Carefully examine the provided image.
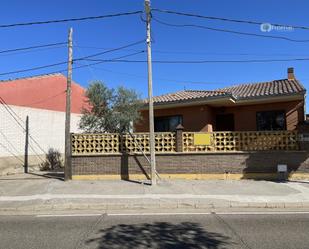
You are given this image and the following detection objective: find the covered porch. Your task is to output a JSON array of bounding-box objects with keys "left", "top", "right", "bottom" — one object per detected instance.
[{"left": 135, "top": 98, "right": 304, "bottom": 133}]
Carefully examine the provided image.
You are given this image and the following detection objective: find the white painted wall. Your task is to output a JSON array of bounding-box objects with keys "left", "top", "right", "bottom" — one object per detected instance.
[{"left": 0, "top": 104, "right": 81, "bottom": 158}]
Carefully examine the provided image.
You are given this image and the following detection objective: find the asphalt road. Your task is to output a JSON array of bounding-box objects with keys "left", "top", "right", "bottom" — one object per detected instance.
[{"left": 0, "top": 212, "right": 309, "bottom": 249}]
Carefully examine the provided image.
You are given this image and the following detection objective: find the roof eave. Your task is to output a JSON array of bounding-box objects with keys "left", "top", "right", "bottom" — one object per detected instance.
[
  {"left": 236, "top": 90, "right": 305, "bottom": 100},
  {"left": 140, "top": 91, "right": 305, "bottom": 110},
  {"left": 233, "top": 91, "right": 305, "bottom": 105},
  {"left": 141, "top": 94, "right": 235, "bottom": 110}
]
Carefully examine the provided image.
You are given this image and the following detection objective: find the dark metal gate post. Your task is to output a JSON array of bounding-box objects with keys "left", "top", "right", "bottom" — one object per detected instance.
[{"left": 24, "top": 115, "right": 29, "bottom": 173}]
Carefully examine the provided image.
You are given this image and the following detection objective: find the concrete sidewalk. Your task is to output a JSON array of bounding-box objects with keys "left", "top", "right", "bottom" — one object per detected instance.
[{"left": 1, "top": 172, "right": 309, "bottom": 213}]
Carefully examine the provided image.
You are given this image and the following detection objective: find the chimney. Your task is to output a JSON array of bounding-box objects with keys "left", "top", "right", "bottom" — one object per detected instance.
[{"left": 288, "top": 67, "right": 295, "bottom": 80}]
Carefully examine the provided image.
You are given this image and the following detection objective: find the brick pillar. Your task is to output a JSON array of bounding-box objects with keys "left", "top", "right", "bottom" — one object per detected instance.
[
  {"left": 175, "top": 124, "right": 184, "bottom": 152},
  {"left": 297, "top": 123, "right": 309, "bottom": 151},
  {"left": 298, "top": 133, "right": 309, "bottom": 151}
]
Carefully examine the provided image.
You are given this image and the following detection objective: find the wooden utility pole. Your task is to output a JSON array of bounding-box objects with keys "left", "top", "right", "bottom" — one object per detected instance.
[
  {"left": 24, "top": 115, "right": 29, "bottom": 174},
  {"left": 64, "top": 28, "right": 73, "bottom": 181},
  {"left": 145, "top": 0, "right": 156, "bottom": 185}
]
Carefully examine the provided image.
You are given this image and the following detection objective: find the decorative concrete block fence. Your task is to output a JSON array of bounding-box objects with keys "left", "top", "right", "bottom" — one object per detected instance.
[
  {"left": 70, "top": 129, "right": 309, "bottom": 180},
  {"left": 71, "top": 130, "right": 299, "bottom": 156}
]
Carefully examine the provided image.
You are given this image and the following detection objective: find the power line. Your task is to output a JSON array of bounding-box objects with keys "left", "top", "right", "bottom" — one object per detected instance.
[
  {"left": 0, "top": 39, "right": 145, "bottom": 77},
  {"left": 152, "top": 9, "right": 309, "bottom": 30},
  {"left": 0, "top": 50, "right": 146, "bottom": 80},
  {"left": 25, "top": 91, "right": 66, "bottom": 105},
  {"left": 0, "top": 97, "right": 46, "bottom": 161},
  {"left": 2, "top": 53, "right": 309, "bottom": 79},
  {"left": 74, "top": 62, "right": 227, "bottom": 85},
  {"left": 0, "top": 97, "right": 46, "bottom": 155},
  {"left": 0, "top": 142, "right": 24, "bottom": 163},
  {"left": 28, "top": 146, "right": 45, "bottom": 163},
  {"left": 74, "top": 41, "right": 98, "bottom": 80},
  {"left": 79, "top": 50, "right": 145, "bottom": 62},
  {"left": 80, "top": 57, "right": 309, "bottom": 64},
  {"left": 0, "top": 61, "right": 67, "bottom": 76},
  {"left": 0, "top": 11, "right": 143, "bottom": 29},
  {"left": 75, "top": 50, "right": 146, "bottom": 70},
  {"left": 152, "top": 15, "right": 309, "bottom": 42},
  {"left": 0, "top": 42, "right": 67, "bottom": 54},
  {"left": 0, "top": 130, "right": 22, "bottom": 156},
  {"left": 0, "top": 97, "right": 25, "bottom": 129},
  {"left": 0, "top": 128, "right": 39, "bottom": 163},
  {"left": 75, "top": 39, "right": 145, "bottom": 61},
  {"left": 75, "top": 45, "right": 309, "bottom": 57},
  {"left": 0, "top": 71, "right": 69, "bottom": 81},
  {"left": 0, "top": 44, "right": 67, "bottom": 58}
]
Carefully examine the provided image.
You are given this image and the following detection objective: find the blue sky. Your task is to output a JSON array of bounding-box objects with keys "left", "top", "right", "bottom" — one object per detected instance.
[{"left": 1, "top": 0, "right": 309, "bottom": 107}]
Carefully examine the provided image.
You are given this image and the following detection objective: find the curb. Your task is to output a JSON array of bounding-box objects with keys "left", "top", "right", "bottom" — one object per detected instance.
[{"left": 1, "top": 200, "right": 309, "bottom": 213}]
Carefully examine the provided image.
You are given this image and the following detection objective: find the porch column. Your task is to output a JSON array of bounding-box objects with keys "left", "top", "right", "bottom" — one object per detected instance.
[{"left": 205, "top": 124, "right": 213, "bottom": 132}]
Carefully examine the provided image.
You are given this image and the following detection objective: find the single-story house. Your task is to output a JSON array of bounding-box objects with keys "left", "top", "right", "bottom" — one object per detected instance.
[
  {"left": 135, "top": 68, "right": 306, "bottom": 132},
  {"left": 0, "top": 73, "right": 86, "bottom": 175}
]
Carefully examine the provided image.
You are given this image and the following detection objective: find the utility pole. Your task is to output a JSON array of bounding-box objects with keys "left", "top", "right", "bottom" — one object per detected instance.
[
  {"left": 24, "top": 115, "right": 29, "bottom": 174},
  {"left": 64, "top": 27, "right": 73, "bottom": 181},
  {"left": 145, "top": 0, "right": 156, "bottom": 185}
]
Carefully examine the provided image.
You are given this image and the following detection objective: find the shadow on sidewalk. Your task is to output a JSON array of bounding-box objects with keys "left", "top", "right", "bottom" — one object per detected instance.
[
  {"left": 121, "top": 179, "right": 151, "bottom": 186},
  {"left": 29, "top": 172, "right": 64, "bottom": 181},
  {"left": 288, "top": 180, "right": 309, "bottom": 184},
  {"left": 120, "top": 153, "right": 151, "bottom": 185},
  {"left": 85, "top": 222, "right": 232, "bottom": 249},
  {"left": 0, "top": 172, "right": 64, "bottom": 181}
]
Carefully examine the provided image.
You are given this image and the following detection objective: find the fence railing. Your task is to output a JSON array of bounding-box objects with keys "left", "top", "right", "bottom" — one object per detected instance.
[
  {"left": 71, "top": 133, "right": 120, "bottom": 155},
  {"left": 71, "top": 132, "right": 176, "bottom": 155},
  {"left": 182, "top": 131, "right": 298, "bottom": 152},
  {"left": 71, "top": 130, "right": 299, "bottom": 156},
  {"left": 121, "top": 132, "right": 176, "bottom": 153}
]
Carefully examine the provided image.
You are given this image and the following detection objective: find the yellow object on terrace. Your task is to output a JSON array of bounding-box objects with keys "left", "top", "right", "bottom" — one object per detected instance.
[{"left": 193, "top": 133, "right": 211, "bottom": 146}]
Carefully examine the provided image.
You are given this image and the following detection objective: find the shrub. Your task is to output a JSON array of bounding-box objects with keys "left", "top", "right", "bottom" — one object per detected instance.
[{"left": 40, "top": 148, "right": 63, "bottom": 171}]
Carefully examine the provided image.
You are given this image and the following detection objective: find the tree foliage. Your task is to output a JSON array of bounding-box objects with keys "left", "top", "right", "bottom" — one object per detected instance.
[{"left": 79, "top": 81, "right": 142, "bottom": 133}]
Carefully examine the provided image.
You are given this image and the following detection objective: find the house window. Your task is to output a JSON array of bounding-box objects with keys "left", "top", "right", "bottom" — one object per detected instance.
[
  {"left": 256, "top": 110, "right": 286, "bottom": 131},
  {"left": 154, "top": 115, "right": 183, "bottom": 132}
]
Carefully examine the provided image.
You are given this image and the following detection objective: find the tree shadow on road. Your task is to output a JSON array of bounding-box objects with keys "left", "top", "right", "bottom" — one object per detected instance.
[{"left": 85, "top": 221, "right": 231, "bottom": 249}]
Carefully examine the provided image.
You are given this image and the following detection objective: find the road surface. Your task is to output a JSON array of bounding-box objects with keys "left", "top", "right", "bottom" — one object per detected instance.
[{"left": 0, "top": 211, "right": 308, "bottom": 249}]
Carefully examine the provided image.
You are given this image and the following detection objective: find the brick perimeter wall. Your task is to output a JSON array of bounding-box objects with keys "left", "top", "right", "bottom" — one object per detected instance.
[{"left": 72, "top": 151, "right": 309, "bottom": 178}]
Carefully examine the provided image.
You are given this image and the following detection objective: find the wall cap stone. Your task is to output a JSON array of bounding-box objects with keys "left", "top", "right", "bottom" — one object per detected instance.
[{"left": 72, "top": 150, "right": 307, "bottom": 158}]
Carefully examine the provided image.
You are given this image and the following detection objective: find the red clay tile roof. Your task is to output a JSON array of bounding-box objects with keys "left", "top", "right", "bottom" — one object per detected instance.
[
  {"left": 151, "top": 79, "right": 305, "bottom": 105},
  {"left": 151, "top": 90, "right": 231, "bottom": 104},
  {"left": 216, "top": 79, "right": 305, "bottom": 99},
  {"left": 0, "top": 74, "right": 87, "bottom": 114}
]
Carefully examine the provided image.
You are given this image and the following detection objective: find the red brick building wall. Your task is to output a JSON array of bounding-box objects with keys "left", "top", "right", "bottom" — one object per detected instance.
[
  {"left": 217, "top": 100, "right": 304, "bottom": 131},
  {"left": 135, "top": 105, "right": 215, "bottom": 132}
]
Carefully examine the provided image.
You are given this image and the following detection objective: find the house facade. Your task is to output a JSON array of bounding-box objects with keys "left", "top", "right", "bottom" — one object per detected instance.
[
  {"left": 0, "top": 74, "right": 86, "bottom": 175},
  {"left": 70, "top": 68, "right": 309, "bottom": 181},
  {"left": 135, "top": 68, "right": 305, "bottom": 132}
]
